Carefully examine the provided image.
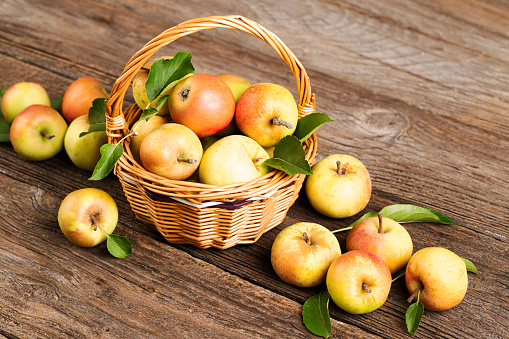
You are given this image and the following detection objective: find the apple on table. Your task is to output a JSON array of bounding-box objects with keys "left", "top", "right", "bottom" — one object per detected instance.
[
  {"left": 62, "top": 76, "right": 109, "bottom": 123},
  {"left": 1, "top": 82, "right": 51, "bottom": 123}
]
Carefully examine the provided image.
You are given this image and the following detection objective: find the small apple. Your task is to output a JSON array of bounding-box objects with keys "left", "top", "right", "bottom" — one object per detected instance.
[
  {"left": 198, "top": 135, "right": 271, "bottom": 186},
  {"left": 132, "top": 55, "right": 193, "bottom": 115},
  {"left": 405, "top": 247, "right": 468, "bottom": 311},
  {"left": 235, "top": 83, "right": 298, "bottom": 147},
  {"left": 1, "top": 82, "right": 51, "bottom": 123},
  {"left": 168, "top": 74, "right": 236, "bottom": 137},
  {"left": 58, "top": 188, "right": 118, "bottom": 247},
  {"left": 62, "top": 76, "right": 109, "bottom": 123},
  {"left": 326, "top": 250, "right": 392, "bottom": 314},
  {"left": 140, "top": 123, "right": 203, "bottom": 180},
  {"left": 271, "top": 222, "right": 342, "bottom": 287},
  {"left": 129, "top": 115, "right": 169, "bottom": 164},
  {"left": 346, "top": 213, "right": 413, "bottom": 274},
  {"left": 64, "top": 115, "right": 108, "bottom": 171},
  {"left": 10, "top": 105, "right": 68, "bottom": 161},
  {"left": 305, "top": 154, "right": 371, "bottom": 218}
]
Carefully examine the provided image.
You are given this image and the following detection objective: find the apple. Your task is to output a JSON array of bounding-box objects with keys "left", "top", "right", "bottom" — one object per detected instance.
[
  {"left": 140, "top": 123, "right": 203, "bottom": 180},
  {"left": 305, "top": 154, "right": 372, "bottom": 218},
  {"left": 198, "top": 135, "right": 271, "bottom": 186},
  {"left": 9, "top": 105, "right": 68, "bottom": 161},
  {"left": 1, "top": 82, "right": 51, "bottom": 123},
  {"left": 346, "top": 213, "right": 413, "bottom": 274},
  {"left": 235, "top": 83, "right": 298, "bottom": 147},
  {"left": 326, "top": 250, "right": 392, "bottom": 314},
  {"left": 129, "top": 115, "right": 169, "bottom": 164},
  {"left": 405, "top": 247, "right": 468, "bottom": 311},
  {"left": 168, "top": 74, "right": 236, "bottom": 137},
  {"left": 132, "top": 55, "right": 193, "bottom": 115},
  {"left": 62, "top": 76, "right": 109, "bottom": 123},
  {"left": 58, "top": 188, "right": 118, "bottom": 247},
  {"left": 185, "top": 135, "right": 220, "bottom": 183},
  {"left": 271, "top": 222, "right": 342, "bottom": 287},
  {"left": 64, "top": 115, "right": 108, "bottom": 171}
]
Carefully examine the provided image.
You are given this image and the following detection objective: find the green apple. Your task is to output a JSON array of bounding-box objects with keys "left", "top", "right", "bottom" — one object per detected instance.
[
  {"left": 271, "top": 222, "right": 342, "bottom": 287},
  {"left": 58, "top": 188, "right": 118, "bottom": 247},
  {"left": 235, "top": 83, "right": 298, "bottom": 147},
  {"left": 1, "top": 82, "right": 51, "bottom": 123},
  {"left": 306, "top": 154, "right": 372, "bottom": 218},
  {"left": 64, "top": 115, "right": 108, "bottom": 171},
  {"left": 198, "top": 135, "right": 271, "bottom": 186},
  {"left": 9, "top": 105, "right": 68, "bottom": 161},
  {"left": 326, "top": 250, "right": 392, "bottom": 314},
  {"left": 405, "top": 247, "right": 468, "bottom": 311},
  {"left": 62, "top": 76, "right": 109, "bottom": 123},
  {"left": 346, "top": 213, "right": 413, "bottom": 273},
  {"left": 129, "top": 115, "right": 169, "bottom": 164},
  {"left": 140, "top": 123, "right": 203, "bottom": 180}
]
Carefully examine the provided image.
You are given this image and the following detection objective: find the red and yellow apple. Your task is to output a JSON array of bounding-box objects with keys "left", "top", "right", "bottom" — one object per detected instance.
[
  {"left": 405, "top": 247, "right": 468, "bottom": 311},
  {"left": 129, "top": 115, "right": 169, "bottom": 164},
  {"left": 10, "top": 105, "right": 68, "bottom": 161},
  {"left": 62, "top": 76, "right": 109, "bottom": 123},
  {"left": 306, "top": 154, "right": 371, "bottom": 218},
  {"left": 1, "top": 82, "right": 51, "bottom": 123},
  {"left": 326, "top": 250, "right": 392, "bottom": 314},
  {"left": 140, "top": 123, "right": 202, "bottom": 180},
  {"left": 271, "top": 222, "right": 342, "bottom": 287},
  {"left": 168, "top": 74, "right": 235, "bottom": 137},
  {"left": 235, "top": 83, "right": 298, "bottom": 147},
  {"left": 346, "top": 214, "right": 413, "bottom": 273}
]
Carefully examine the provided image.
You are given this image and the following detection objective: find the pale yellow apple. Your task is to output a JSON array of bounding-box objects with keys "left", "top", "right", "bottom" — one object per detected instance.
[
  {"left": 129, "top": 116, "right": 169, "bottom": 164},
  {"left": 1, "top": 82, "right": 51, "bottom": 123},
  {"left": 199, "top": 135, "right": 271, "bottom": 186},
  {"left": 306, "top": 154, "right": 371, "bottom": 218}
]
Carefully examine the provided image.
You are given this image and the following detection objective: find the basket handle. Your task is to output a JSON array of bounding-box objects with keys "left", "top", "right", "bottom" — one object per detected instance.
[{"left": 106, "top": 15, "right": 315, "bottom": 143}]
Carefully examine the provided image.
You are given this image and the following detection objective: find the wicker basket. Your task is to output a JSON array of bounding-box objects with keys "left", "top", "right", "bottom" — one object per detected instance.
[{"left": 105, "top": 15, "right": 318, "bottom": 249}]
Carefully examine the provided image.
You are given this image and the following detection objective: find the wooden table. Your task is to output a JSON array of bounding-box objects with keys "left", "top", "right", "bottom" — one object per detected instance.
[{"left": 1, "top": 1, "right": 508, "bottom": 338}]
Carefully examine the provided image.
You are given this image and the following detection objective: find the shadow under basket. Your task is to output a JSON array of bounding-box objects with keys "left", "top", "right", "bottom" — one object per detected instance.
[{"left": 105, "top": 15, "right": 318, "bottom": 249}]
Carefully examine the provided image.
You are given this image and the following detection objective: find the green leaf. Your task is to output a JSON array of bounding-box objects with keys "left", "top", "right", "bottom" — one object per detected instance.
[
  {"left": 462, "top": 258, "right": 478, "bottom": 274},
  {"left": 347, "top": 211, "right": 378, "bottom": 229},
  {"left": 294, "top": 113, "right": 334, "bottom": 142},
  {"left": 51, "top": 91, "right": 65, "bottom": 113},
  {"left": 303, "top": 290, "right": 332, "bottom": 338},
  {"left": 80, "top": 98, "right": 107, "bottom": 137},
  {"left": 379, "top": 204, "right": 457, "bottom": 224},
  {"left": 0, "top": 120, "right": 10, "bottom": 142},
  {"left": 106, "top": 234, "right": 133, "bottom": 258},
  {"left": 145, "top": 51, "right": 194, "bottom": 104},
  {"left": 406, "top": 300, "right": 424, "bottom": 336},
  {"left": 139, "top": 95, "right": 169, "bottom": 122},
  {"left": 0, "top": 88, "right": 6, "bottom": 117},
  {"left": 89, "top": 143, "right": 123, "bottom": 180},
  {"left": 264, "top": 135, "right": 312, "bottom": 175}
]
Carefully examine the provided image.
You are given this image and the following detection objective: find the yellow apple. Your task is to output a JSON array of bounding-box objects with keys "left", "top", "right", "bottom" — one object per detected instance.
[
  {"left": 129, "top": 115, "right": 169, "bottom": 164},
  {"left": 1, "top": 82, "right": 51, "bottom": 123}
]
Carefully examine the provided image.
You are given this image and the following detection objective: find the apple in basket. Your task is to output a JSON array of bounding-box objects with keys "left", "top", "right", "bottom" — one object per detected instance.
[
  {"left": 129, "top": 115, "right": 169, "bottom": 165},
  {"left": 1, "top": 81, "right": 51, "bottom": 123},
  {"left": 62, "top": 76, "right": 109, "bottom": 123},
  {"left": 168, "top": 74, "right": 236, "bottom": 137}
]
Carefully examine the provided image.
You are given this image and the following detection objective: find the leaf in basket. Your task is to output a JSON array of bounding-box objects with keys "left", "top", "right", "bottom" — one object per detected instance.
[
  {"left": 145, "top": 51, "right": 195, "bottom": 104},
  {"left": 89, "top": 143, "right": 123, "bottom": 180},
  {"left": 294, "top": 113, "right": 334, "bottom": 142},
  {"left": 0, "top": 88, "right": 6, "bottom": 117},
  {"left": 79, "top": 98, "right": 108, "bottom": 137},
  {"left": 0, "top": 120, "right": 10, "bottom": 143},
  {"left": 106, "top": 234, "right": 133, "bottom": 258},
  {"left": 51, "top": 91, "right": 65, "bottom": 114},
  {"left": 264, "top": 135, "right": 312, "bottom": 175},
  {"left": 139, "top": 95, "right": 169, "bottom": 122},
  {"left": 302, "top": 290, "right": 332, "bottom": 338}
]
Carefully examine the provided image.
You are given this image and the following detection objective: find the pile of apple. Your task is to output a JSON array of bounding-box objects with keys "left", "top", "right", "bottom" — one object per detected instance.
[{"left": 129, "top": 56, "right": 301, "bottom": 186}]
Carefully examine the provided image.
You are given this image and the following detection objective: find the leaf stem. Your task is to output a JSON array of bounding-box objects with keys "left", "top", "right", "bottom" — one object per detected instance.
[
  {"left": 407, "top": 284, "right": 424, "bottom": 303},
  {"left": 331, "top": 226, "right": 353, "bottom": 234},
  {"left": 392, "top": 271, "right": 405, "bottom": 282}
]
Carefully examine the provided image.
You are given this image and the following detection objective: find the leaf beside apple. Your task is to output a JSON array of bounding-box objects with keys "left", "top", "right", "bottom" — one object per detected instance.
[
  {"left": 51, "top": 91, "right": 65, "bottom": 114},
  {"left": 79, "top": 97, "right": 108, "bottom": 137},
  {"left": 0, "top": 88, "right": 6, "bottom": 117},
  {"left": 264, "top": 135, "right": 312, "bottom": 175},
  {"left": 0, "top": 120, "right": 10, "bottom": 143},
  {"left": 302, "top": 290, "right": 332, "bottom": 338},
  {"left": 294, "top": 113, "right": 334, "bottom": 142}
]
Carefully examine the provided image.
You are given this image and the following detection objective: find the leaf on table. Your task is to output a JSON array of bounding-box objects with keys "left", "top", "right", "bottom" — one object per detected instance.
[
  {"left": 51, "top": 91, "right": 65, "bottom": 114},
  {"left": 0, "top": 120, "right": 10, "bottom": 142},
  {"left": 80, "top": 98, "right": 108, "bottom": 137},
  {"left": 406, "top": 300, "right": 424, "bottom": 336},
  {"left": 106, "top": 234, "right": 133, "bottom": 258},
  {"left": 145, "top": 51, "right": 194, "bottom": 104},
  {"left": 302, "top": 290, "right": 332, "bottom": 338},
  {"left": 264, "top": 135, "right": 312, "bottom": 175},
  {"left": 461, "top": 258, "right": 478, "bottom": 274},
  {"left": 0, "top": 88, "right": 6, "bottom": 117},
  {"left": 294, "top": 113, "right": 334, "bottom": 142},
  {"left": 139, "top": 95, "right": 169, "bottom": 122},
  {"left": 380, "top": 204, "right": 457, "bottom": 224},
  {"left": 89, "top": 143, "right": 123, "bottom": 180}
]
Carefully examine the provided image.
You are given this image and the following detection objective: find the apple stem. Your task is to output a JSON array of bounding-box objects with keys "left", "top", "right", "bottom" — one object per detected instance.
[
  {"left": 378, "top": 213, "right": 383, "bottom": 234},
  {"left": 302, "top": 231, "right": 311, "bottom": 245},
  {"left": 177, "top": 156, "right": 198, "bottom": 165},
  {"left": 271, "top": 116, "right": 294, "bottom": 129},
  {"left": 336, "top": 161, "right": 348, "bottom": 175},
  {"left": 362, "top": 283, "right": 371, "bottom": 293},
  {"left": 40, "top": 131, "right": 55, "bottom": 140},
  {"left": 90, "top": 213, "right": 100, "bottom": 232},
  {"left": 407, "top": 284, "right": 424, "bottom": 303}
]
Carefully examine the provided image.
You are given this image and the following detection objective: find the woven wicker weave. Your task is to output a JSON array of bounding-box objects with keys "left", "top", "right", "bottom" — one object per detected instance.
[{"left": 105, "top": 15, "right": 317, "bottom": 249}]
